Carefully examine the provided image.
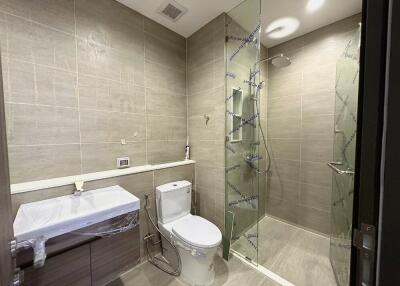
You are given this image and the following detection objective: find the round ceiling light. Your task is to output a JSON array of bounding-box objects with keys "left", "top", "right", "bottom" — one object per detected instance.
[
  {"left": 306, "top": 0, "right": 325, "bottom": 12},
  {"left": 265, "top": 17, "right": 300, "bottom": 39}
]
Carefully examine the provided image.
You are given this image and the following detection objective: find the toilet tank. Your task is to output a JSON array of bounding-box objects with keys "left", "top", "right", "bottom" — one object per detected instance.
[{"left": 156, "top": 180, "right": 192, "bottom": 224}]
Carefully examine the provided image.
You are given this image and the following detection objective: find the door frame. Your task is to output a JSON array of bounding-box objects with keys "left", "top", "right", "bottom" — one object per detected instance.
[
  {"left": 375, "top": 0, "right": 400, "bottom": 285},
  {"left": 0, "top": 56, "right": 14, "bottom": 285},
  {"left": 351, "top": 0, "right": 391, "bottom": 285}
]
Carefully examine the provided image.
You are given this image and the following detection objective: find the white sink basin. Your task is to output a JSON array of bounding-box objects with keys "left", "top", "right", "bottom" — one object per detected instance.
[{"left": 14, "top": 185, "right": 140, "bottom": 243}]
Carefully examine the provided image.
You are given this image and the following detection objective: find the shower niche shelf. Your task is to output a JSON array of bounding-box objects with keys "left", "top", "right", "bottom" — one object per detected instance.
[{"left": 229, "top": 87, "right": 243, "bottom": 143}]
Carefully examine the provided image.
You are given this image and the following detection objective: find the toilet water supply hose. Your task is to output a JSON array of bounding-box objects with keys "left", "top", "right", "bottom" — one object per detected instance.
[{"left": 144, "top": 194, "right": 182, "bottom": 276}]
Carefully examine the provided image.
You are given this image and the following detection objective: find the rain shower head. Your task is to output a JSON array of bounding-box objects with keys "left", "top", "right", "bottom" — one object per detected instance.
[
  {"left": 271, "top": 54, "right": 291, "bottom": 68},
  {"left": 255, "top": 53, "right": 291, "bottom": 68}
]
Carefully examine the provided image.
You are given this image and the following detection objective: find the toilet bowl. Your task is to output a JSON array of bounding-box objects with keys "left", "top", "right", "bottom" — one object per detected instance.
[{"left": 156, "top": 181, "right": 222, "bottom": 286}]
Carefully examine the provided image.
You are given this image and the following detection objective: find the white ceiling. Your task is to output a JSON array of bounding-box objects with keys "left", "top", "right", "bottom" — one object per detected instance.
[
  {"left": 116, "top": 0, "right": 362, "bottom": 47},
  {"left": 116, "top": 0, "right": 244, "bottom": 37}
]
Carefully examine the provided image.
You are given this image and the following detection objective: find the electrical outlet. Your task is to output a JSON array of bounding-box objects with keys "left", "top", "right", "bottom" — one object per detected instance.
[{"left": 117, "top": 157, "right": 130, "bottom": 169}]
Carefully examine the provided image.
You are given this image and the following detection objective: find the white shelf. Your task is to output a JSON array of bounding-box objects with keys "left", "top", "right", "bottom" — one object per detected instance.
[{"left": 11, "top": 160, "right": 196, "bottom": 194}]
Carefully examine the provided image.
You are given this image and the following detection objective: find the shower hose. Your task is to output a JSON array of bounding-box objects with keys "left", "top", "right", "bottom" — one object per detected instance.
[{"left": 144, "top": 194, "right": 182, "bottom": 276}]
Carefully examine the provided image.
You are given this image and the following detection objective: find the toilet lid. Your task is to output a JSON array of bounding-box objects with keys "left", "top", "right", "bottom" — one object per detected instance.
[{"left": 172, "top": 216, "right": 222, "bottom": 248}]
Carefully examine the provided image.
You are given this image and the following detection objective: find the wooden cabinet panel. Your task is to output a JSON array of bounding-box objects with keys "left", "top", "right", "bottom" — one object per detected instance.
[
  {"left": 91, "top": 226, "right": 140, "bottom": 286},
  {"left": 23, "top": 245, "right": 91, "bottom": 286}
]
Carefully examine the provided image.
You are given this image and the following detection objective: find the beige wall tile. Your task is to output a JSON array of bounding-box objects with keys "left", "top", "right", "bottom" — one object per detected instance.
[
  {"left": 267, "top": 116, "right": 301, "bottom": 139},
  {"left": 8, "top": 144, "right": 81, "bottom": 183},
  {"left": 299, "top": 183, "right": 331, "bottom": 211},
  {"left": 146, "top": 115, "right": 186, "bottom": 141},
  {"left": 145, "top": 89, "right": 187, "bottom": 117},
  {"left": 300, "top": 161, "right": 332, "bottom": 188},
  {"left": 6, "top": 103, "right": 80, "bottom": 145},
  {"left": 301, "top": 138, "right": 333, "bottom": 163},
  {"left": 147, "top": 140, "right": 185, "bottom": 164},
  {"left": 267, "top": 95, "right": 301, "bottom": 119},
  {"left": 144, "top": 33, "right": 185, "bottom": 72},
  {"left": 144, "top": 60, "right": 185, "bottom": 95},
  {"left": 154, "top": 165, "right": 195, "bottom": 187},
  {"left": 2, "top": 0, "right": 187, "bottom": 183},
  {"left": 269, "top": 139, "right": 301, "bottom": 161},
  {"left": 301, "top": 115, "right": 334, "bottom": 140},
  {"left": 81, "top": 142, "right": 147, "bottom": 173}
]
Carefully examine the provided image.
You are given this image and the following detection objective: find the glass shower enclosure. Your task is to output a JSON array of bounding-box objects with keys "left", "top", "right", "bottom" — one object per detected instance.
[
  {"left": 223, "top": 0, "right": 262, "bottom": 264},
  {"left": 329, "top": 26, "right": 361, "bottom": 286}
]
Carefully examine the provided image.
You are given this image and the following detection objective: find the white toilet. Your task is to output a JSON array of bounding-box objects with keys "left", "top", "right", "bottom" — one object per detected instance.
[{"left": 156, "top": 181, "right": 222, "bottom": 286}]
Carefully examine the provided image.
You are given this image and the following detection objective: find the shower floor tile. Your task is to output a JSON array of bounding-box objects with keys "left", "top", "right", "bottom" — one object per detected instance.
[
  {"left": 233, "top": 216, "right": 337, "bottom": 286},
  {"left": 107, "top": 250, "right": 280, "bottom": 286}
]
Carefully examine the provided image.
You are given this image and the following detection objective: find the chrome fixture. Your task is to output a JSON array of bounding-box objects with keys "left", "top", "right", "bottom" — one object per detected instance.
[
  {"left": 327, "top": 162, "right": 355, "bottom": 175},
  {"left": 255, "top": 53, "right": 291, "bottom": 68},
  {"left": 74, "top": 181, "right": 84, "bottom": 196}
]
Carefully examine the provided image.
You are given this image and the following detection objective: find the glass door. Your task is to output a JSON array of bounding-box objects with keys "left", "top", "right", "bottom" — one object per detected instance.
[
  {"left": 329, "top": 27, "right": 361, "bottom": 286},
  {"left": 223, "top": 0, "right": 261, "bottom": 263}
]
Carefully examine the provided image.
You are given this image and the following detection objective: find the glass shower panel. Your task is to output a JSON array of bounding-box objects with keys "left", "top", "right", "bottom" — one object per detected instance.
[
  {"left": 330, "top": 26, "right": 361, "bottom": 286},
  {"left": 224, "top": 0, "right": 261, "bottom": 263}
]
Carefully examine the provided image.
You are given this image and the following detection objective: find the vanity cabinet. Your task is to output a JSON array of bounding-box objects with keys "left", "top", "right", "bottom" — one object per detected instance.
[{"left": 18, "top": 223, "right": 140, "bottom": 286}]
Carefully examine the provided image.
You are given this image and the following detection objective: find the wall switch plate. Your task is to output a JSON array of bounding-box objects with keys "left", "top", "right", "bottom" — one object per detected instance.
[{"left": 117, "top": 157, "right": 130, "bottom": 169}]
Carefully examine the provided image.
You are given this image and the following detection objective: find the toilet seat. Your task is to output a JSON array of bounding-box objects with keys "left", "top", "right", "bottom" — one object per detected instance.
[{"left": 172, "top": 215, "right": 222, "bottom": 248}]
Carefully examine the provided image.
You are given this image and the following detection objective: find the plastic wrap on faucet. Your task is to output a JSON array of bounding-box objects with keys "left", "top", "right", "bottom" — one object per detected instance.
[
  {"left": 72, "top": 211, "right": 139, "bottom": 237},
  {"left": 16, "top": 236, "right": 48, "bottom": 268}
]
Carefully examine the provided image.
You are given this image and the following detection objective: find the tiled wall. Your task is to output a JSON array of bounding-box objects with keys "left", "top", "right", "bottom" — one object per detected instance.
[
  {"left": 187, "top": 14, "right": 226, "bottom": 231},
  {"left": 0, "top": 0, "right": 187, "bottom": 184},
  {"left": 265, "top": 15, "right": 360, "bottom": 234},
  {"left": 11, "top": 163, "right": 195, "bottom": 262}
]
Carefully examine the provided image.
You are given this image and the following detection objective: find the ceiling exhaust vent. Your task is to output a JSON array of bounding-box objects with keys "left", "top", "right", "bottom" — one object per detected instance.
[{"left": 157, "top": 0, "right": 187, "bottom": 22}]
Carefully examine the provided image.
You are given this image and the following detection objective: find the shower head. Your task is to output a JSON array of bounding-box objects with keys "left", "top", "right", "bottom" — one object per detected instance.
[
  {"left": 255, "top": 53, "right": 291, "bottom": 68},
  {"left": 271, "top": 54, "right": 291, "bottom": 68}
]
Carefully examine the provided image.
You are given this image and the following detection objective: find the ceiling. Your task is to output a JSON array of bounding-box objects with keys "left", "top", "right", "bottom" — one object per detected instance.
[{"left": 116, "top": 0, "right": 362, "bottom": 47}]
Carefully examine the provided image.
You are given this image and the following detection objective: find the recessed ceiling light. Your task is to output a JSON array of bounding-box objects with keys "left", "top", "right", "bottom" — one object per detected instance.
[
  {"left": 265, "top": 17, "right": 299, "bottom": 39},
  {"left": 306, "top": 0, "right": 325, "bottom": 13}
]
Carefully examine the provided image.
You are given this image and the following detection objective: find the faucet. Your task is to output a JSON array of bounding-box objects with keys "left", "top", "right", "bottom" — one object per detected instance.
[{"left": 74, "top": 181, "right": 84, "bottom": 196}]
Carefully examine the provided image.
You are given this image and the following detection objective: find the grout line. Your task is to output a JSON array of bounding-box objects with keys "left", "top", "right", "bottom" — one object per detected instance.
[
  {"left": 73, "top": 0, "right": 83, "bottom": 175},
  {"left": 143, "top": 16, "right": 148, "bottom": 165},
  {"left": 231, "top": 250, "right": 296, "bottom": 286},
  {"left": 265, "top": 215, "right": 330, "bottom": 239}
]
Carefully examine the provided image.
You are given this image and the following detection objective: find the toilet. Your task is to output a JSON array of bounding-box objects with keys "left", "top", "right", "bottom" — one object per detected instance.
[{"left": 156, "top": 181, "right": 222, "bottom": 286}]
